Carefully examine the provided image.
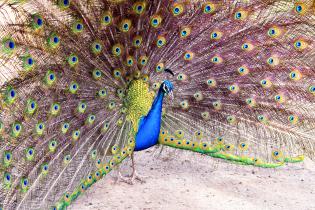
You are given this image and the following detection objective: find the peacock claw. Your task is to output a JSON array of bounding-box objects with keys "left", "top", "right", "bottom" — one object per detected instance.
[{"left": 117, "top": 171, "right": 146, "bottom": 185}]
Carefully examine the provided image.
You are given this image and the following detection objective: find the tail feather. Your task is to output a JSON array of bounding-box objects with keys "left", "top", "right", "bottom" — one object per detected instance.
[{"left": 0, "top": 0, "right": 314, "bottom": 209}]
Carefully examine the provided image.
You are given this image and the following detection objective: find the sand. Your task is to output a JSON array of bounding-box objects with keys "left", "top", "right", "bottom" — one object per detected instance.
[{"left": 69, "top": 146, "right": 315, "bottom": 210}]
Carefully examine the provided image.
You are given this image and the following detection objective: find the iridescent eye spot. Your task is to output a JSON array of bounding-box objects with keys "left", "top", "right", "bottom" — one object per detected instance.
[
  {"left": 72, "top": 130, "right": 80, "bottom": 140},
  {"left": 180, "top": 100, "right": 189, "bottom": 110},
  {"left": 68, "top": 54, "right": 79, "bottom": 67},
  {"left": 72, "top": 21, "right": 84, "bottom": 34},
  {"left": 172, "top": 3, "right": 184, "bottom": 16},
  {"left": 93, "top": 69, "right": 102, "bottom": 80},
  {"left": 183, "top": 51, "right": 194, "bottom": 61},
  {"left": 241, "top": 42, "right": 254, "bottom": 51},
  {"left": 155, "top": 62, "right": 165, "bottom": 72},
  {"left": 210, "top": 30, "right": 222, "bottom": 40},
  {"left": 295, "top": 5, "right": 302, "bottom": 13},
  {"left": 139, "top": 56, "right": 148, "bottom": 66},
  {"left": 194, "top": 92, "right": 203, "bottom": 101},
  {"left": 5, "top": 152, "right": 12, "bottom": 161},
  {"left": 267, "top": 26, "right": 281, "bottom": 38},
  {"left": 8, "top": 40, "right": 15, "bottom": 49},
  {"left": 257, "top": 115, "right": 268, "bottom": 124},
  {"left": 2, "top": 37, "right": 16, "bottom": 55},
  {"left": 294, "top": 3, "right": 306, "bottom": 14},
  {"left": 49, "top": 140, "right": 58, "bottom": 152},
  {"left": 266, "top": 56, "right": 279, "bottom": 66},
  {"left": 289, "top": 69, "right": 301, "bottom": 81},
  {"left": 212, "top": 100, "right": 222, "bottom": 110},
  {"left": 50, "top": 103, "right": 61, "bottom": 116},
  {"left": 294, "top": 39, "right": 308, "bottom": 51},
  {"left": 133, "top": 36, "right": 143, "bottom": 48},
  {"left": 238, "top": 66, "right": 249, "bottom": 76},
  {"left": 272, "top": 150, "right": 283, "bottom": 160},
  {"left": 202, "top": 3, "right": 215, "bottom": 14},
  {"left": 98, "top": 88, "right": 107, "bottom": 98},
  {"left": 180, "top": 27, "right": 191, "bottom": 38},
  {"left": 177, "top": 73, "right": 187, "bottom": 81},
  {"left": 11, "top": 122, "right": 22, "bottom": 138},
  {"left": 101, "top": 12, "right": 112, "bottom": 26},
  {"left": 260, "top": 79, "right": 272, "bottom": 88},
  {"left": 274, "top": 93, "right": 285, "bottom": 104},
  {"left": 211, "top": 55, "right": 222, "bottom": 64},
  {"left": 206, "top": 78, "right": 217, "bottom": 88},
  {"left": 237, "top": 142, "right": 248, "bottom": 151},
  {"left": 152, "top": 82, "right": 160, "bottom": 91},
  {"left": 77, "top": 101, "right": 87, "bottom": 113},
  {"left": 53, "top": 36, "right": 59, "bottom": 43},
  {"left": 44, "top": 70, "right": 57, "bottom": 87},
  {"left": 227, "top": 115, "right": 237, "bottom": 124},
  {"left": 119, "top": 19, "right": 132, "bottom": 32},
  {"left": 31, "top": 14, "right": 44, "bottom": 30},
  {"left": 108, "top": 101, "right": 116, "bottom": 110},
  {"left": 246, "top": 98, "right": 256, "bottom": 108},
  {"left": 58, "top": 0, "right": 70, "bottom": 9},
  {"left": 91, "top": 41, "right": 102, "bottom": 54},
  {"left": 288, "top": 115, "right": 299, "bottom": 124},
  {"left": 10, "top": 89, "right": 15, "bottom": 98},
  {"left": 229, "top": 84, "right": 239, "bottom": 94},
  {"left": 309, "top": 85, "right": 315, "bottom": 95},
  {"left": 234, "top": 10, "right": 248, "bottom": 20},
  {"left": 133, "top": 2, "right": 146, "bottom": 15},
  {"left": 156, "top": 36, "right": 166, "bottom": 48},
  {"left": 69, "top": 81, "right": 79, "bottom": 94},
  {"left": 112, "top": 44, "right": 123, "bottom": 56},
  {"left": 126, "top": 56, "right": 134, "bottom": 67},
  {"left": 5, "top": 173, "right": 11, "bottom": 181},
  {"left": 150, "top": 15, "right": 162, "bottom": 28}
]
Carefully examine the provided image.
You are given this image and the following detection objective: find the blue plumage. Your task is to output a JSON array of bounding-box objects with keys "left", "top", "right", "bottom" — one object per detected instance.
[{"left": 135, "top": 80, "right": 173, "bottom": 151}]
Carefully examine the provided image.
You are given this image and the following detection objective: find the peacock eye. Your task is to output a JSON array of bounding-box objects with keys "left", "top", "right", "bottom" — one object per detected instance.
[
  {"left": 112, "top": 44, "right": 123, "bottom": 56},
  {"left": 150, "top": 15, "right": 162, "bottom": 27},
  {"left": 155, "top": 63, "right": 165, "bottom": 72},
  {"left": 156, "top": 36, "right": 166, "bottom": 47},
  {"left": 104, "top": 16, "right": 109, "bottom": 22},
  {"left": 184, "top": 51, "right": 194, "bottom": 60},
  {"left": 180, "top": 27, "right": 191, "bottom": 38},
  {"left": 5, "top": 38, "right": 15, "bottom": 49},
  {"left": 234, "top": 10, "right": 248, "bottom": 20},
  {"left": 210, "top": 30, "right": 222, "bottom": 40},
  {"left": 211, "top": 55, "right": 222, "bottom": 64},
  {"left": 101, "top": 11, "right": 113, "bottom": 26},
  {"left": 119, "top": 19, "right": 132, "bottom": 32},
  {"left": 172, "top": 3, "right": 184, "bottom": 16},
  {"left": 133, "top": 2, "right": 146, "bottom": 15},
  {"left": 139, "top": 56, "right": 148, "bottom": 66},
  {"left": 235, "top": 12, "right": 242, "bottom": 19},
  {"left": 294, "top": 4, "right": 306, "bottom": 14},
  {"left": 202, "top": 3, "right": 215, "bottom": 14},
  {"left": 53, "top": 36, "right": 59, "bottom": 43}
]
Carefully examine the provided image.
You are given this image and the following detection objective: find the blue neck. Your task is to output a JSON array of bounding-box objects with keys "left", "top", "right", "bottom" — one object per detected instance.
[{"left": 134, "top": 89, "right": 165, "bottom": 151}]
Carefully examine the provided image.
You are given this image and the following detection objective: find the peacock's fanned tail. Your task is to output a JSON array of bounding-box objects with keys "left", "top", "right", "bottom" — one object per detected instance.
[{"left": 0, "top": 0, "right": 314, "bottom": 209}]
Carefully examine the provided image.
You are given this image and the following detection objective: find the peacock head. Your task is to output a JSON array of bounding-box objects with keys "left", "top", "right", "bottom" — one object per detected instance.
[{"left": 161, "top": 80, "right": 174, "bottom": 95}]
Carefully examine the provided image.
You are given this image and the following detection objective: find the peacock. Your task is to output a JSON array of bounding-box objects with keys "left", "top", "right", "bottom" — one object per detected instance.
[{"left": 0, "top": 0, "right": 314, "bottom": 209}]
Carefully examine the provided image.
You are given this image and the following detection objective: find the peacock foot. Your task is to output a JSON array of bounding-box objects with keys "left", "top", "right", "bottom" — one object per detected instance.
[{"left": 117, "top": 171, "right": 146, "bottom": 185}]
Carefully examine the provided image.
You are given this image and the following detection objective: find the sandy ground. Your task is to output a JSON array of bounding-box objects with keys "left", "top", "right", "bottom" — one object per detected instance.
[{"left": 69, "top": 146, "right": 315, "bottom": 210}]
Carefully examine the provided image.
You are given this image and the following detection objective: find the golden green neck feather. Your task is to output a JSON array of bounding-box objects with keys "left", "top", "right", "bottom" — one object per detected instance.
[{"left": 125, "top": 79, "right": 154, "bottom": 133}]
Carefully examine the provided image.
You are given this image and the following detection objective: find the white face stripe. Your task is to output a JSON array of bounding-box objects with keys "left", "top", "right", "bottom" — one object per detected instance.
[{"left": 163, "top": 83, "right": 167, "bottom": 93}]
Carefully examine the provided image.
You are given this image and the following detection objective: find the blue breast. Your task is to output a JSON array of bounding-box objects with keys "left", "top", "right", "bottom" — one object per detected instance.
[{"left": 134, "top": 90, "right": 164, "bottom": 151}]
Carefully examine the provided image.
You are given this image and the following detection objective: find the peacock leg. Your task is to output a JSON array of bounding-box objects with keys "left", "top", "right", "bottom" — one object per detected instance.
[
  {"left": 130, "top": 153, "right": 146, "bottom": 184},
  {"left": 116, "top": 153, "right": 146, "bottom": 185}
]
